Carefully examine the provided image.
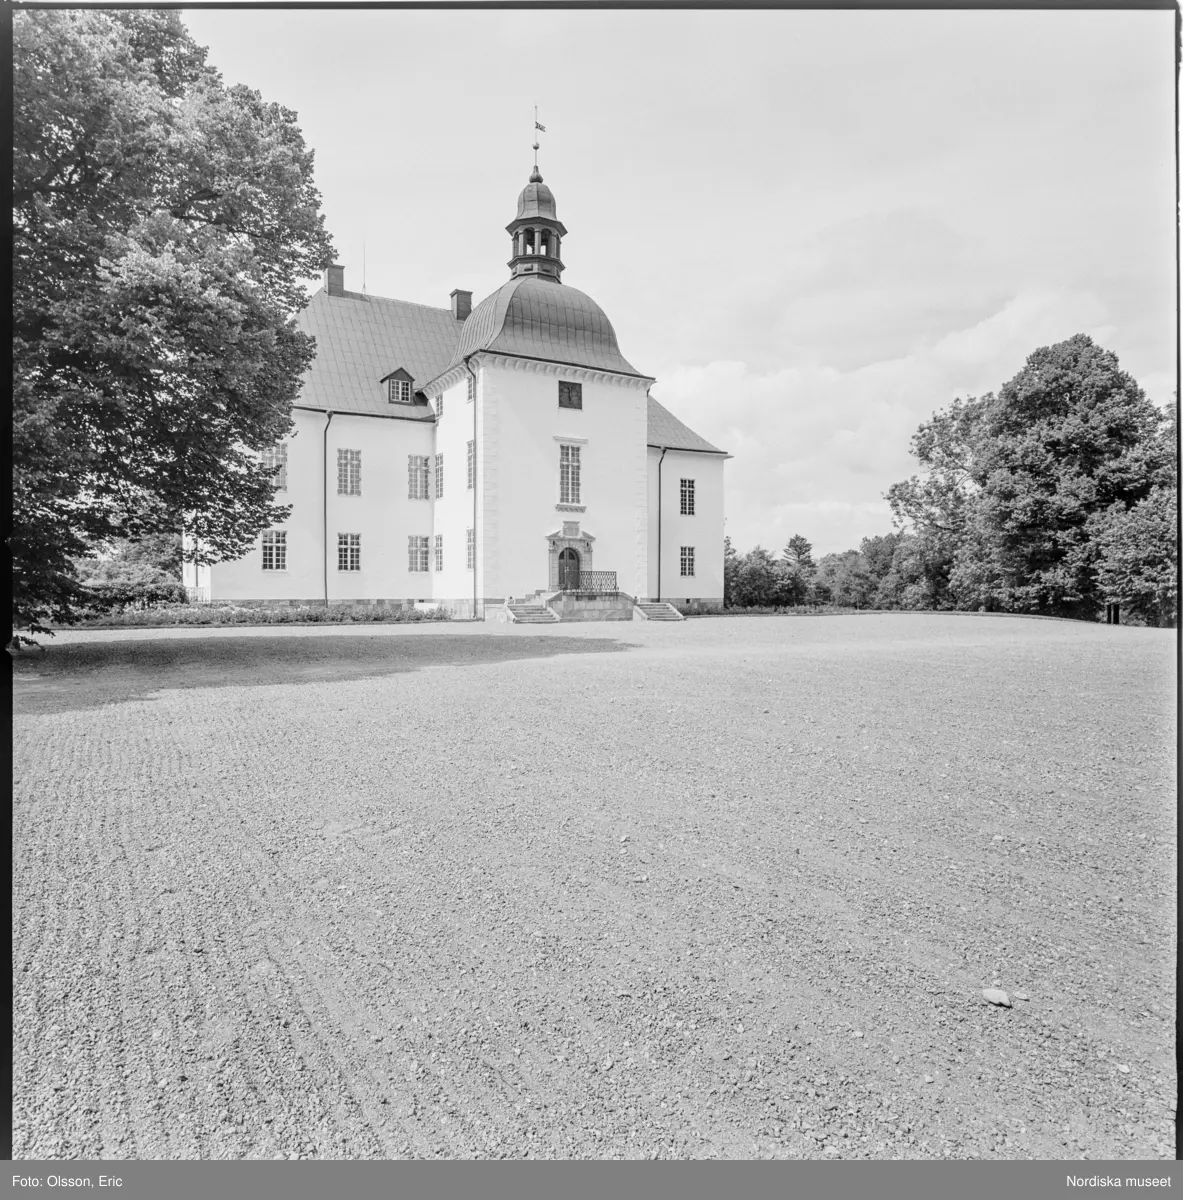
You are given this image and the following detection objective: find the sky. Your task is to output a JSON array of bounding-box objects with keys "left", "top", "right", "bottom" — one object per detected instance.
[{"left": 183, "top": 8, "right": 1177, "bottom": 556}]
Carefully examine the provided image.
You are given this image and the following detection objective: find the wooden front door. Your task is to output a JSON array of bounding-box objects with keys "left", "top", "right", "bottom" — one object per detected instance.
[{"left": 558, "top": 547, "right": 581, "bottom": 590}]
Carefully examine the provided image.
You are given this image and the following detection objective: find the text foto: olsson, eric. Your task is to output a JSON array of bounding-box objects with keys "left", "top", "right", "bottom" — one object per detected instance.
[
  {"left": 1068, "top": 1178, "right": 1172, "bottom": 1189},
  {"left": 12, "top": 1178, "right": 122, "bottom": 1189}
]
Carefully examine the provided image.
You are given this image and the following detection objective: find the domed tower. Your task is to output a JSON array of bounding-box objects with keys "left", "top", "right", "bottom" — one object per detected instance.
[{"left": 506, "top": 167, "right": 567, "bottom": 283}]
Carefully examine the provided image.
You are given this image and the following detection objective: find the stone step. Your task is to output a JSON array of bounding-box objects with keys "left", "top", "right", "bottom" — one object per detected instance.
[
  {"left": 637, "top": 602, "right": 684, "bottom": 621},
  {"left": 507, "top": 603, "right": 558, "bottom": 624}
]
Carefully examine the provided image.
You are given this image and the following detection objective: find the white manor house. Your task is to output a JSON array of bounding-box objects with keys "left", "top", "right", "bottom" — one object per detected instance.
[{"left": 189, "top": 167, "right": 729, "bottom": 620}]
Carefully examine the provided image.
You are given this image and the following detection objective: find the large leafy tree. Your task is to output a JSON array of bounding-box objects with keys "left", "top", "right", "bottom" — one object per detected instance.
[
  {"left": 12, "top": 10, "right": 335, "bottom": 637},
  {"left": 888, "top": 335, "right": 1172, "bottom": 620}
]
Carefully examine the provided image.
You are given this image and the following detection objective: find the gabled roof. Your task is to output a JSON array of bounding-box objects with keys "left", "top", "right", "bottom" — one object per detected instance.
[
  {"left": 293, "top": 287, "right": 462, "bottom": 419},
  {"left": 647, "top": 395, "right": 727, "bottom": 455}
]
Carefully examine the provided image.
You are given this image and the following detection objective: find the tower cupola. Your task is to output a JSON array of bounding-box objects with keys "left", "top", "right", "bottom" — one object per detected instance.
[{"left": 506, "top": 167, "right": 567, "bottom": 283}]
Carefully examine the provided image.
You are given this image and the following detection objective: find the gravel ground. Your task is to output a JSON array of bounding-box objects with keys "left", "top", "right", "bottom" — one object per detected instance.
[{"left": 11, "top": 613, "right": 1176, "bottom": 1160}]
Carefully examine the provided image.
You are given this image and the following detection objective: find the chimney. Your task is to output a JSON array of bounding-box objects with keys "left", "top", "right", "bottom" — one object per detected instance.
[
  {"left": 325, "top": 264, "right": 345, "bottom": 297},
  {"left": 450, "top": 289, "right": 472, "bottom": 321}
]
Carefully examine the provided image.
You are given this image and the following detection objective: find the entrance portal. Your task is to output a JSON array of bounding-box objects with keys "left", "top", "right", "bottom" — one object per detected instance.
[{"left": 558, "top": 547, "right": 581, "bottom": 590}]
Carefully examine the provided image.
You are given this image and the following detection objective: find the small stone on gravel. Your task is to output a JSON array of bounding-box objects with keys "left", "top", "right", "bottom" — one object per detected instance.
[{"left": 982, "top": 989, "right": 1012, "bottom": 1007}]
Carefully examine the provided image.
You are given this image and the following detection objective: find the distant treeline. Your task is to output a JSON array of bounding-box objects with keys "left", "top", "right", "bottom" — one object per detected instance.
[{"left": 726, "top": 335, "right": 1177, "bottom": 627}]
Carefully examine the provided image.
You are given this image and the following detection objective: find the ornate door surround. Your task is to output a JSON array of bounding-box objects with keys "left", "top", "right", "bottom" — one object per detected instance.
[{"left": 546, "top": 522, "right": 595, "bottom": 591}]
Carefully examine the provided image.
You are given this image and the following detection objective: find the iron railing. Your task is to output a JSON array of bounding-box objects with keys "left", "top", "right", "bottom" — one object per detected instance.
[{"left": 562, "top": 570, "right": 618, "bottom": 594}]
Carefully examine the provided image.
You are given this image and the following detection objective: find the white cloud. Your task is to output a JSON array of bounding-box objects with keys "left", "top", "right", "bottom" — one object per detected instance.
[{"left": 655, "top": 289, "right": 1121, "bottom": 555}]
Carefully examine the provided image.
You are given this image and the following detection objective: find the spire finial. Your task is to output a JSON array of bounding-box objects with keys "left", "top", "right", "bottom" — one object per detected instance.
[{"left": 531, "top": 105, "right": 546, "bottom": 181}]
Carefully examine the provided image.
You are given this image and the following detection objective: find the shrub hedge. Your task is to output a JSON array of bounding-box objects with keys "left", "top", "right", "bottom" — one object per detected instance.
[{"left": 69, "top": 603, "right": 452, "bottom": 629}]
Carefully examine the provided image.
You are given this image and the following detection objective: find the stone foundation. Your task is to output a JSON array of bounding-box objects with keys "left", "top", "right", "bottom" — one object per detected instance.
[
  {"left": 664, "top": 597, "right": 725, "bottom": 614},
  {"left": 546, "top": 592, "right": 635, "bottom": 622}
]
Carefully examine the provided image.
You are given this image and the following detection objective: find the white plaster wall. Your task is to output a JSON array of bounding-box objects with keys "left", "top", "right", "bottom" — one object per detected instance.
[
  {"left": 210, "top": 407, "right": 435, "bottom": 601},
  {"left": 429, "top": 375, "right": 477, "bottom": 608},
  {"left": 646, "top": 448, "right": 726, "bottom": 603},
  {"left": 477, "top": 357, "right": 649, "bottom": 600}
]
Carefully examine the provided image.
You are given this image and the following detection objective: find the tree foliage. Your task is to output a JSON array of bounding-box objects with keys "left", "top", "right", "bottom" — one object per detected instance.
[
  {"left": 887, "top": 335, "right": 1174, "bottom": 621},
  {"left": 782, "top": 534, "right": 815, "bottom": 575},
  {"left": 12, "top": 10, "right": 336, "bottom": 637}
]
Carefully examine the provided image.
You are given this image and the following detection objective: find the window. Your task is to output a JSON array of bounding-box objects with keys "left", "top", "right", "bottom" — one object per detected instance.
[
  {"left": 434, "top": 394, "right": 443, "bottom": 420},
  {"left": 388, "top": 378, "right": 411, "bottom": 404},
  {"left": 262, "top": 443, "right": 287, "bottom": 491},
  {"left": 466, "top": 528, "right": 475, "bottom": 571},
  {"left": 337, "top": 533, "right": 360, "bottom": 572},
  {"left": 559, "top": 381, "right": 582, "bottom": 410},
  {"left": 337, "top": 448, "right": 361, "bottom": 495},
  {"left": 435, "top": 453, "right": 444, "bottom": 498},
  {"left": 434, "top": 534, "right": 443, "bottom": 572},
  {"left": 680, "top": 546, "right": 696, "bottom": 577},
  {"left": 408, "top": 535, "right": 430, "bottom": 573},
  {"left": 467, "top": 375, "right": 476, "bottom": 404},
  {"left": 467, "top": 440, "right": 475, "bottom": 489},
  {"left": 559, "top": 444, "right": 581, "bottom": 505},
  {"left": 261, "top": 530, "right": 286, "bottom": 571},
  {"left": 408, "top": 455, "right": 431, "bottom": 500},
  {"left": 680, "top": 478, "right": 696, "bottom": 516}
]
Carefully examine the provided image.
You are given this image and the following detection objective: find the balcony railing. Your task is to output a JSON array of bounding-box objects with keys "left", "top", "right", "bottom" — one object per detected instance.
[{"left": 562, "top": 570, "right": 618, "bottom": 594}]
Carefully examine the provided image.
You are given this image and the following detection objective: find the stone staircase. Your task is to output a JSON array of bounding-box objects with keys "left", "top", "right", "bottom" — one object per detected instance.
[
  {"left": 506, "top": 601, "right": 559, "bottom": 624},
  {"left": 635, "top": 601, "right": 685, "bottom": 622}
]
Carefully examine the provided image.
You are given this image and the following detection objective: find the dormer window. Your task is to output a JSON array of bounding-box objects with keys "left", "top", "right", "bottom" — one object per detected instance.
[{"left": 388, "top": 378, "right": 410, "bottom": 404}]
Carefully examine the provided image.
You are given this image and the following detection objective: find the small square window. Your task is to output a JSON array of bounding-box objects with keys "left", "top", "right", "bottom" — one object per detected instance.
[
  {"left": 680, "top": 546, "right": 695, "bottom": 577},
  {"left": 337, "top": 533, "right": 361, "bottom": 572},
  {"left": 680, "top": 478, "right": 695, "bottom": 516},
  {"left": 559, "top": 381, "right": 583, "bottom": 410},
  {"left": 388, "top": 378, "right": 411, "bottom": 404}
]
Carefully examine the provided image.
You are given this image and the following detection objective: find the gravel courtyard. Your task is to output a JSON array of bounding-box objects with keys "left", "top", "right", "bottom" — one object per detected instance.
[{"left": 11, "top": 613, "right": 1176, "bottom": 1161}]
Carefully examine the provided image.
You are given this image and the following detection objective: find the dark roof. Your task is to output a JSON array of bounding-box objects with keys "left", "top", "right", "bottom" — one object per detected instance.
[
  {"left": 431, "top": 275, "right": 647, "bottom": 384},
  {"left": 515, "top": 179, "right": 558, "bottom": 222},
  {"left": 291, "top": 283, "right": 722, "bottom": 458},
  {"left": 293, "top": 287, "right": 462, "bottom": 419},
  {"left": 647, "top": 395, "right": 727, "bottom": 455}
]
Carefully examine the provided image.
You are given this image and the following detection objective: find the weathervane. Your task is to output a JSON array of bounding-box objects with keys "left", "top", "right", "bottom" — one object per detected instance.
[{"left": 533, "top": 106, "right": 546, "bottom": 174}]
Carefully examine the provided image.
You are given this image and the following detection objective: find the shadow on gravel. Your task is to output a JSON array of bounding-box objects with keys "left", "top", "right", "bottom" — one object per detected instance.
[{"left": 11, "top": 634, "right": 630, "bottom": 715}]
